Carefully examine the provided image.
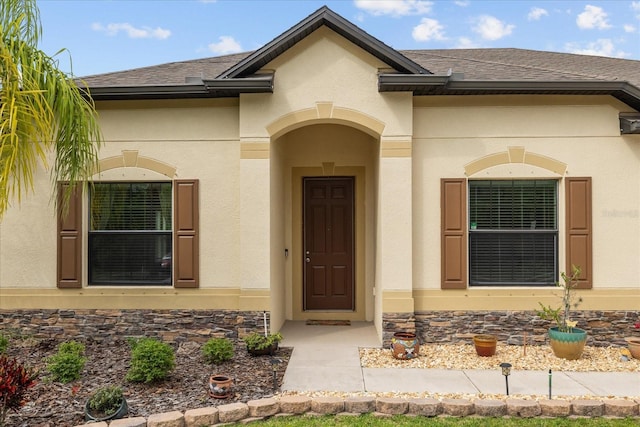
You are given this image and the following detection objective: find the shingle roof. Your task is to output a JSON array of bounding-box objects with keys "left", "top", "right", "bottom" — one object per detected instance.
[
  {"left": 79, "top": 48, "right": 640, "bottom": 88},
  {"left": 402, "top": 49, "right": 640, "bottom": 85},
  {"left": 77, "top": 6, "right": 639, "bottom": 110}
]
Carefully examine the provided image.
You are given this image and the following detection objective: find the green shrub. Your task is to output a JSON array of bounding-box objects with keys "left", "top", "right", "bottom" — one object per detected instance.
[
  {"left": 243, "top": 332, "right": 283, "bottom": 351},
  {"left": 57, "top": 341, "right": 85, "bottom": 355},
  {"left": 126, "top": 338, "right": 175, "bottom": 383},
  {"left": 87, "top": 385, "right": 124, "bottom": 418},
  {"left": 46, "top": 340, "right": 86, "bottom": 383},
  {"left": 0, "top": 335, "right": 8, "bottom": 354},
  {"left": 202, "top": 338, "right": 234, "bottom": 364}
]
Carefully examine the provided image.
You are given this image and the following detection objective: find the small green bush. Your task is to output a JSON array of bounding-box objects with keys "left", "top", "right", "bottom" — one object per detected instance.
[
  {"left": 0, "top": 335, "right": 8, "bottom": 354},
  {"left": 46, "top": 340, "right": 86, "bottom": 383},
  {"left": 126, "top": 337, "right": 175, "bottom": 383},
  {"left": 243, "top": 332, "right": 283, "bottom": 351},
  {"left": 87, "top": 385, "right": 124, "bottom": 417},
  {"left": 202, "top": 338, "right": 234, "bottom": 364}
]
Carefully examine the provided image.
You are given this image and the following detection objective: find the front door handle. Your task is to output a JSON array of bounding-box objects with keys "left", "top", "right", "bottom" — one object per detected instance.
[{"left": 305, "top": 257, "right": 311, "bottom": 263}]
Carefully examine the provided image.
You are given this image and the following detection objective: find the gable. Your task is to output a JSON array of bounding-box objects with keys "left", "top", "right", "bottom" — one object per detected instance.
[{"left": 218, "top": 6, "right": 428, "bottom": 79}]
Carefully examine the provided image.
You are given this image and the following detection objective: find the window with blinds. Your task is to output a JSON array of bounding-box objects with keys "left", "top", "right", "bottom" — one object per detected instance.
[
  {"left": 89, "top": 182, "right": 172, "bottom": 285},
  {"left": 468, "top": 180, "right": 557, "bottom": 286}
]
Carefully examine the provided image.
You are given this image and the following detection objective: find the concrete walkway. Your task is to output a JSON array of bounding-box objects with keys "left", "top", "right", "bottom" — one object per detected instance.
[{"left": 279, "top": 321, "right": 640, "bottom": 398}]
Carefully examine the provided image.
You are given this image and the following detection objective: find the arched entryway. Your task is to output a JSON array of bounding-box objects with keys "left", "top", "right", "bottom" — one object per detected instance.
[{"left": 270, "top": 122, "right": 379, "bottom": 323}]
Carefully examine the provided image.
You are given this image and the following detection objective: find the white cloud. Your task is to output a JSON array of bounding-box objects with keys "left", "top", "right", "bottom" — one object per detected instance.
[
  {"left": 528, "top": 7, "right": 548, "bottom": 21},
  {"left": 207, "top": 36, "right": 242, "bottom": 54},
  {"left": 623, "top": 24, "right": 637, "bottom": 33},
  {"left": 455, "top": 37, "right": 481, "bottom": 49},
  {"left": 576, "top": 5, "right": 611, "bottom": 30},
  {"left": 565, "top": 38, "right": 626, "bottom": 57},
  {"left": 354, "top": 0, "right": 433, "bottom": 16},
  {"left": 412, "top": 18, "right": 446, "bottom": 41},
  {"left": 632, "top": 2, "right": 640, "bottom": 20},
  {"left": 454, "top": 1, "right": 469, "bottom": 6},
  {"left": 92, "top": 22, "right": 171, "bottom": 39},
  {"left": 472, "top": 15, "right": 515, "bottom": 40}
]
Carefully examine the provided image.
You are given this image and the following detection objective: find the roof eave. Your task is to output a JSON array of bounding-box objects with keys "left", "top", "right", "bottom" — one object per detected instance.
[
  {"left": 378, "top": 75, "right": 640, "bottom": 111},
  {"left": 83, "top": 76, "right": 274, "bottom": 101}
]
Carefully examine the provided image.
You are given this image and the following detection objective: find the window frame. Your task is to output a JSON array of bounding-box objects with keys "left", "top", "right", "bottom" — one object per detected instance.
[
  {"left": 467, "top": 179, "right": 559, "bottom": 287},
  {"left": 88, "top": 181, "right": 173, "bottom": 286},
  {"left": 57, "top": 179, "right": 200, "bottom": 289},
  {"left": 440, "top": 177, "right": 592, "bottom": 290}
]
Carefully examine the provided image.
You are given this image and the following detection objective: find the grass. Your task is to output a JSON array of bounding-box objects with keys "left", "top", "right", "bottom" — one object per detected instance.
[{"left": 229, "top": 414, "right": 638, "bottom": 426}]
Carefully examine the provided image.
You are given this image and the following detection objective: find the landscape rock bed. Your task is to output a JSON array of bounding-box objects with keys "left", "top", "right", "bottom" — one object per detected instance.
[
  {"left": 361, "top": 343, "right": 640, "bottom": 372},
  {"left": 4, "top": 338, "right": 639, "bottom": 426}
]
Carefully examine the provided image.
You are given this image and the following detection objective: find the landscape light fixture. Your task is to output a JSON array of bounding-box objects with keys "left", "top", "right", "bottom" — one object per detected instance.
[
  {"left": 500, "top": 362, "right": 512, "bottom": 395},
  {"left": 270, "top": 357, "right": 281, "bottom": 391}
]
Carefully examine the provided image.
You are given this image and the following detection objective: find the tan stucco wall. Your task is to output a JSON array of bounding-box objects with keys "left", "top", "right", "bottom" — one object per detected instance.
[
  {"left": 412, "top": 95, "right": 640, "bottom": 310},
  {"left": 242, "top": 27, "right": 412, "bottom": 141},
  {"left": 0, "top": 99, "right": 246, "bottom": 310},
  {"left": 2, "top": 26, "right": 638, "bottom": 322}
]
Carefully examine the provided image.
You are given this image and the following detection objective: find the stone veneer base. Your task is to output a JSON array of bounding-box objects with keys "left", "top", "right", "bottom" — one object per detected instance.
[{"left": 384, "top": 310, "right": 639, "bottom": 348}]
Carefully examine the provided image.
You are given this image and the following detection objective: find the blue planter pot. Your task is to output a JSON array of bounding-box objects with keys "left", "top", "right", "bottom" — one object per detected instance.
[
  {"left": 85, "top": 397, "right": 128, "bottom": 422},
  {"left": 548, "top": 327, "right": 587, "bottom": 360}
]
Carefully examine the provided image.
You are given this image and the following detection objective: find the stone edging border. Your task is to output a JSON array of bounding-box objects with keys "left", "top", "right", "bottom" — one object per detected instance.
[{"left": 76, "top": 395, "right": 640, "bottom": 426}]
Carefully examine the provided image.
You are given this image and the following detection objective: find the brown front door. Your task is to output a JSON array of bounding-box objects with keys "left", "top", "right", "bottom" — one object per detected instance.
[{"left": 303, "top": 177, "right": 355, "bottom": 310}]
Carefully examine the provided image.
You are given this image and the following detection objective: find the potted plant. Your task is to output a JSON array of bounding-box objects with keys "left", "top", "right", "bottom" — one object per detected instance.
[
  {"left": 243, "top": 332, "right": 283, "bottom": 356},
  {"left": 624, "top": 321, "right": 640, "bottom": 359},
  {"left": 536, "top": 265, "right": 587, "bottom": 360},
  {"left": 84, "top": 385, "right": 128, "bottom": 422}
]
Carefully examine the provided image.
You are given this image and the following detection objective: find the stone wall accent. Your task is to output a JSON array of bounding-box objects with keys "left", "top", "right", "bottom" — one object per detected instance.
[
  {"left": 4, "top": 308, "right": 636, "bottom": 348},
  {"left": 73, "top": 397, "right": 640, "bottom": 426},
  {"left": 414, "top": 310, "right": 639, "bottom": 347},
  {"left": 0, "top": 309, "right": 272, "bottom": 343}
]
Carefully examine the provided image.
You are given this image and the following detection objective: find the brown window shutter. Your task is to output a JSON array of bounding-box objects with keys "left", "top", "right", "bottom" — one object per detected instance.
[
  {"left": 57, "top": 184, "right": 82, "bottom": 288},
  {"left": 565, "top": 177, "right": 592, "bottom": 289},
  {"left": 441, "top": 178, "right": 467, "bottom": 289},
  {"left": 174, "top": 180, "right": 199, "bottom": 288}
]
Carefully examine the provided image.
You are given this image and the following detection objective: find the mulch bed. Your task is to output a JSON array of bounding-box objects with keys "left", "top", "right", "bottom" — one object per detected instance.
[{"left": 5, "top": 337, "right": 291, "bottom": 427}]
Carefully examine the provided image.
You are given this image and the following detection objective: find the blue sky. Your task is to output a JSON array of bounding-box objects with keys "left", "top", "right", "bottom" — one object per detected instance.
[{"left": 37, "top": 0, "right": 640, "bottom": 77}]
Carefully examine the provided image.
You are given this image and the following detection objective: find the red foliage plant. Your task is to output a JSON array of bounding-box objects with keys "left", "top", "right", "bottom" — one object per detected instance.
[{"left": 0, "top": 354, "right": 37, "bottom": 427}]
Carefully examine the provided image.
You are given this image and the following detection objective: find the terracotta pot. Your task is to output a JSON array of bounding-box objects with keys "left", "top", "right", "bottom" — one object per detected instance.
[
  {"left": 625, "top": 337, "right": 640, "bottom": 359},
  {"left": 390, "top": 332, "right": 419, "bottom": 360},
  {"left": 473, "top": 334, "right": 497, "bottom": 357},
  {"left": 209, "top": 375, "right": 233, "bottom": 399},
  {"left": 548, "top": 327, "right": 587, "bottom": 360}
]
